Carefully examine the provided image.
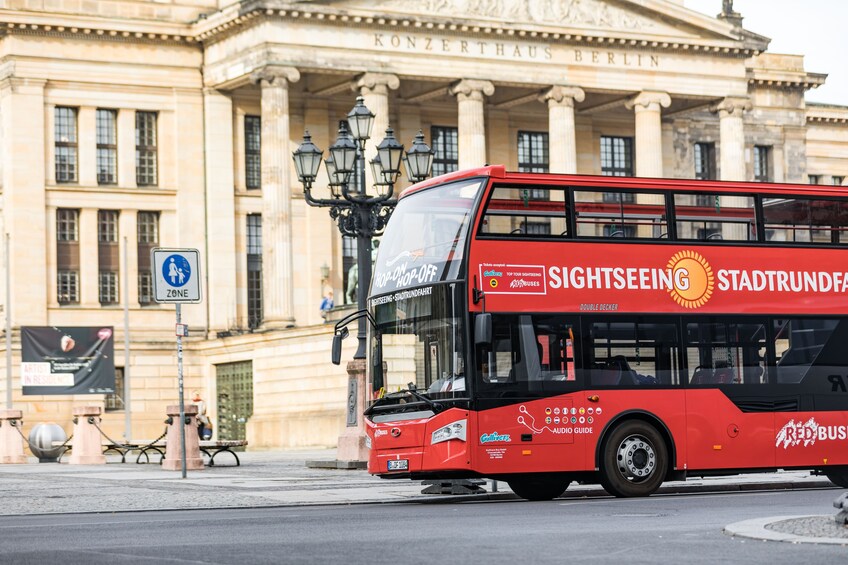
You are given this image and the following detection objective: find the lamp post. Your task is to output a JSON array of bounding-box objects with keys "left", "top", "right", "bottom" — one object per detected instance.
[{"left": 292, "top": 97, "right": 434, "bottom": 362}]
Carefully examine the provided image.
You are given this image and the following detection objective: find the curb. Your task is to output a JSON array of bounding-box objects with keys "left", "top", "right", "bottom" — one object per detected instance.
[{"left": 724, "top": 515, "right": 848, "bottom": 545}]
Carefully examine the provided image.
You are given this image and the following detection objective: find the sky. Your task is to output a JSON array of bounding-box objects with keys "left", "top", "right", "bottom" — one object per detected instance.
[{"left": 683, "top": 0, "right": 847, "bottom": 105}]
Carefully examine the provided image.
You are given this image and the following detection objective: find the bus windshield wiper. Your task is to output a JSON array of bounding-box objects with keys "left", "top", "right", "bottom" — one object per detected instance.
[{"left": 404, "top": 383, "right": 442, "bottom": 413}]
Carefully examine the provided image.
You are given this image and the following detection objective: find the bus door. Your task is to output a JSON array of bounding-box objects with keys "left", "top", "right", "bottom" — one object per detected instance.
[
  {"left": 684, "top": 319, "right": 776, "bottom": 470},
  {"left": 474, "top": 314, "right": 585, "bottom": 474},
  {"left": 772, "top": 318, "right": 848, "bottom": 468}
]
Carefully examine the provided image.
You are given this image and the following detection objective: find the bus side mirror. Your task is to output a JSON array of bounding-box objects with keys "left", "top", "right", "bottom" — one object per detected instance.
[
  {"left": 331, "top": 327, "right": 349, "bottom": 365},
  {"left": 475, "top": 313, "right": 492, "bottom": 346}
]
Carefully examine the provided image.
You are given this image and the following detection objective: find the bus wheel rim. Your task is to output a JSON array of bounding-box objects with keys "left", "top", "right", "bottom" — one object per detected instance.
[{"left": 616, "top": 435, "right": 656, "bottom": 481}]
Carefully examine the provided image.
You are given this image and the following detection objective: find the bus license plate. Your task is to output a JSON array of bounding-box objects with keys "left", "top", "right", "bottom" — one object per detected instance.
[{"left": 387, "top": 459, "right": 409, "bottom": 471}]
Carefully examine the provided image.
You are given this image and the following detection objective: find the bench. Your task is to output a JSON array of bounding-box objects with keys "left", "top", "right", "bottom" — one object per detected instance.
[{"left": 54, "top": 439, "right": 248, "bottom": 466}]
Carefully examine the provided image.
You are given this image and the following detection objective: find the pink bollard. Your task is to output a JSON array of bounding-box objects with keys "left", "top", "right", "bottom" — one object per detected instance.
[
  {"left": 0, "top": 410, "right": 27, "bottom": 464},
  {"left": 162, "top": 404, "right": 203, "bottom": 471},
  {"left": 68, "top": 406, "right": 106, "bottom": 465}
]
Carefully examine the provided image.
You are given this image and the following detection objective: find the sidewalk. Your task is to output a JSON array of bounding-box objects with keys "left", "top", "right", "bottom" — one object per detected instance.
[{"left": 0, "top": 449, "right": 844, "bottom": 544}]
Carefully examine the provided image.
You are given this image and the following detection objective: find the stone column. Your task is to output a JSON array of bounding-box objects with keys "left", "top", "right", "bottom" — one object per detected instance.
[
  {"left": 450, "top": 79, "right": 495, "bottom": 169},
  {"left": 710, "top": 97, "right": 751, "bottom": 181},
  {"left": 626, "top": 91, "right": 671, "bottom": 178},
  {"left": 203, "top": 88, "right": 236, "bottom": 333},
  {"left": 162, "top": 403, "right": 203, "bottom": 471},
  {"left": 0, "top": 410, "right": 27, "bottom": 464},
  {"left": 355, "top": 73, "right": 399, "bottom": 188},
  {"left": 1, "top": 77, "right": 48, "bottom": 325},
  {"left": 251, "top": 66, "right": 300, "bottom": 329},
  {"left": 541, "top": 85, "right": 585, "bottom": 173},
  {"left": 68, "top": 406, "right": 106, "bottom": 465}
]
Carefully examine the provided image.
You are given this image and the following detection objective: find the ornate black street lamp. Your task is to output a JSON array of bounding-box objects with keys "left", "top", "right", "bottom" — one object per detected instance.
[{"left": 292, "top": 97, "right": 434, "bottom": 360}]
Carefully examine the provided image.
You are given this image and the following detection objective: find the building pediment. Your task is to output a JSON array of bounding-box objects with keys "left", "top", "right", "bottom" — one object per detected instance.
[{"left": 312, "top": 0, "right": 769, "bottom": 48}]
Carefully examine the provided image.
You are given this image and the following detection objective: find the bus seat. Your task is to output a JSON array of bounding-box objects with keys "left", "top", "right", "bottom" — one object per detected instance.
[
  {"left": 690, "top": 367, "right": 711, "bottom": 385},
  {"left": 712, "top": 361, "right": 735, "bottom": 384}
]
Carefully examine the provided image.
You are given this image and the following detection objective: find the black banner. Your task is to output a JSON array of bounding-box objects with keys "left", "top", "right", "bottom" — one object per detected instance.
[{"left": 21, "top": 327, "right": 115, "bottom": 395}]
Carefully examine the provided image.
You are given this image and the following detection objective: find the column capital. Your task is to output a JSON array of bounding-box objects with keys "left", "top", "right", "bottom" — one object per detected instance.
[
  {"left": 625, "top": 90, "right": 671, "bottom": 111},
  {"left": 450, "top": 79, "right": 495, "bottom": 102},
  {"left": 540, "top": 85, "right": 585, "bottom": 108},
  {"left": 354, "top": 72, "right": 400, "bottom": 95},
  {"left": 710, "top": 96, "right": 752, "bottom": 118},
  {"left": 250, "top": 65, "right": 300, "bottom": 87}
]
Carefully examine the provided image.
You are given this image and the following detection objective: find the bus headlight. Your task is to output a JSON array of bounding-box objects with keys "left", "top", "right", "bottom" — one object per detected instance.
[
  {"left": 365, "top": 435, "right": 372, "bottom": 449},
  {"left": 431, "top": 419, "right": 467, "bottom": 445}
]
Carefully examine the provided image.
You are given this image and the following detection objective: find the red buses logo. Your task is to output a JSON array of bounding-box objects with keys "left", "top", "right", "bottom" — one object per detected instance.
[{"left": 666, "top": 250, "right": 714, "bottom": 309}]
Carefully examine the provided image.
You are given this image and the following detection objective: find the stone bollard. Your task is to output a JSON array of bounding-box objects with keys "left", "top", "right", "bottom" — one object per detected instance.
[
  {"left": 0, "top": 410, "right": 27, "bottom": 464},
  {"left": 162, "top": 404, "right": 203, "bottom": 471},
  {"left": 835, "top": 492, "right": 848, "bottom": 525},
  {"left": 68, "top": 406, "right": 107, "bottom": 465}
]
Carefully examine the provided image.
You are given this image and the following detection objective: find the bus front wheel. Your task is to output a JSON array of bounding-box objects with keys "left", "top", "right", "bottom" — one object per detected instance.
[
  {"left": 600, "top": 420, "right": 668, "bottom": 498},
  {"left": 507, "top": 474, "right": 570, "bottom": 501},
  {"left": 824, "top": 466, "right": 848, "bottom": 488}
]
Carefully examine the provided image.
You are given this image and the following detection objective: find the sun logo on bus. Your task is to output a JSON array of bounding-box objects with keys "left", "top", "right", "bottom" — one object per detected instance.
[{"left": 666, "top": 250, "right": 714, "bottom": 309}]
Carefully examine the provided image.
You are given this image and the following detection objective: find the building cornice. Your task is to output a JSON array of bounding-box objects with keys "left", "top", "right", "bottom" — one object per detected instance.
[
  {"left": 0, "top": 2, "right": 774, "bottom": 59},
  {"left": 806, "top": 104, "right": 848, "bottom": 125}
]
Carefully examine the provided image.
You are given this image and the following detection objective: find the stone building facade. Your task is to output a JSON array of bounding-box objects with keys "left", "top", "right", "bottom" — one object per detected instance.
[{"left": 0, "top": 0, "right": 845, "bottom": 448}]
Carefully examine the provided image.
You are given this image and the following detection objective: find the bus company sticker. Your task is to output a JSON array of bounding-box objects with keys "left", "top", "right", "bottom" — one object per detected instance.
[
  {"left": 480, "top": 432, "right": 511, "bottom": 443},
  {"left": 776, "top": 417, "right": 848, "bottom": 448},
  {"left": 479, "top": 263, "right": 547, "bottom": 295}
]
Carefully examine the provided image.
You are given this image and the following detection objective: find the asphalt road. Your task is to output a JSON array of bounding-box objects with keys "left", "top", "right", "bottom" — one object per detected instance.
[{"left": 0, "top": 487, "right": 843, "bottom": 564}]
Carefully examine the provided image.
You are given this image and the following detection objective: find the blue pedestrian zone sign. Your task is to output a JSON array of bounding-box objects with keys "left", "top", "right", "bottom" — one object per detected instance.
[{"left": 152, "top": 248, "right": 202, "bottom": 303}]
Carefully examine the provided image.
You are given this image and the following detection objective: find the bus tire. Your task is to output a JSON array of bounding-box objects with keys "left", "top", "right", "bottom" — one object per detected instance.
[
  {"left": 600, "top": 420, "right": 667, "bottom": 498},
  {"left": 507, "top": 474, "right": 570, "bottom": 501},
  {"left": 825, "top": 466, "right": 848, "bottom": 488}
]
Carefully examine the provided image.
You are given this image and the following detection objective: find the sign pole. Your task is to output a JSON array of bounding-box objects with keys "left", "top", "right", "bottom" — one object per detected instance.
[
  {"left": 123, "top": 236, "right": 131, "bottom": 440},
  {"left": 176, "top": 302, "right": 186, "bottom": 478},
  {"left": 5, "top": 233, "right": 11, "bottom": 409},
  {"left": 150, "top": 247, "right": 201, "bottom": 479}
]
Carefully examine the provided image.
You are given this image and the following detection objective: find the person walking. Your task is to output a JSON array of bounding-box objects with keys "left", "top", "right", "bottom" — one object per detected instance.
[{"left": 192, "top": 390, "right": 212, "bottom": 440}]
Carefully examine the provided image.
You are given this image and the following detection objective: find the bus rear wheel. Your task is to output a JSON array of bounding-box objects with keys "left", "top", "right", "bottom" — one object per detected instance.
[
  {"left": 507, "top": 474, "right": 570, "bottom": 501},
  {"left": 825, "top": 466, "right": 848, "bottom": 488},
  {"left": 600, "top": 420, "right": 668, "bottom": 498}
]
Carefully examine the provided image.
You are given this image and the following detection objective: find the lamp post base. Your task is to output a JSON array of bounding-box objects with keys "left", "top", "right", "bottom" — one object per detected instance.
[{"left": 336, "top": 358, "right": 370, "bottom": 464}]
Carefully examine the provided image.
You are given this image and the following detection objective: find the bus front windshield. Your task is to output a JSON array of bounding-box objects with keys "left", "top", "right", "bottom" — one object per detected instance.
[
  {"left": 371, "top": 178, "right": 483, "bottom": 296},
  {"left": 370, "top": 284, "right": 467, "bottom": 400}
]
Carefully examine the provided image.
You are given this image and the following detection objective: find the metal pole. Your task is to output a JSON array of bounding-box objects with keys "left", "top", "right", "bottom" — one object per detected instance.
[
  {"left": 353, "top": 144, "right": 370, "bottom": 360},
  {"left": 176, "top": 303, "right": 186, "bottom": 478},
  {"left": 123, "top": 236, "right": 131, "bottom": 440},
  {"left": 5, "top": 233, "right": 11, "bottom": 409}
]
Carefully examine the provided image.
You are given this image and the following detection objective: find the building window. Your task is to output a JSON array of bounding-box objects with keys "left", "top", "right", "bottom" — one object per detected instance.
[
  {"left": 600, "top": 136, "right": 633, "bottom": 177},
  {"left": 105, "top": 367, "right": 125, "bottom": 412},
  {"left": 753, "top": 145, "right": 771, "bottom": 182},
  {"left": 808, "top": 174, "right": 821, "bottom": 185},
  {"left": 137, "top": 211, "right": 159, "bottom": 305},
  {"left": 137, "top": 211, "right": 159, "bottom": 244},
  {"left": 57, "top": 270, "right": 79, "bottom": 304},
  {"left": 245, "top": 115, "right": 261, "bottom": 189},
  {"left": 247, "top": 214, "right": 263, "bottom": 329},
  {"left": 136, "top": 111, "right": 158, "bottom": 186},
  {"left": 96, "top": 109, "right": 118, "bottom": 184},
  {"left": 57, "top": 209, "right": 79, "bottom": 241},
  {"left": 55, "top": 107, "right": 78, "bottom": 183},
  {"left": 833, "top": 176, "right": 844, "bottom": 186},
  {"left": 99, "top": 271, "right": 119, "bottom": 305},
  {"left": 694, "top": 142, "right": 716, "bottom": 180},
  {"left": 138, "top": 272, "right": 153, "bottom": 305},
  {"left": 518, "top": 131, "right": 549, "bottom": 173},
  {"left": 98, "top": 210, "right": 119, "bottom": 243},
  {"left": 431, "top": 126, "right": 459, "bottom": 177}
]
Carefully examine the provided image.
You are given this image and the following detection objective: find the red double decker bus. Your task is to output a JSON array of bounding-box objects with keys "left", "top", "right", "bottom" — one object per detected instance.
[{"left": 344, "top": 165, "right": 848, "bottom": 500}]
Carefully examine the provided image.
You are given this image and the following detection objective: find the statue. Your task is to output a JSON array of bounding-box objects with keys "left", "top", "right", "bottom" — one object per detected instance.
[{"left": 345, "top": 239, "right": 380, "bottom": 304}]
